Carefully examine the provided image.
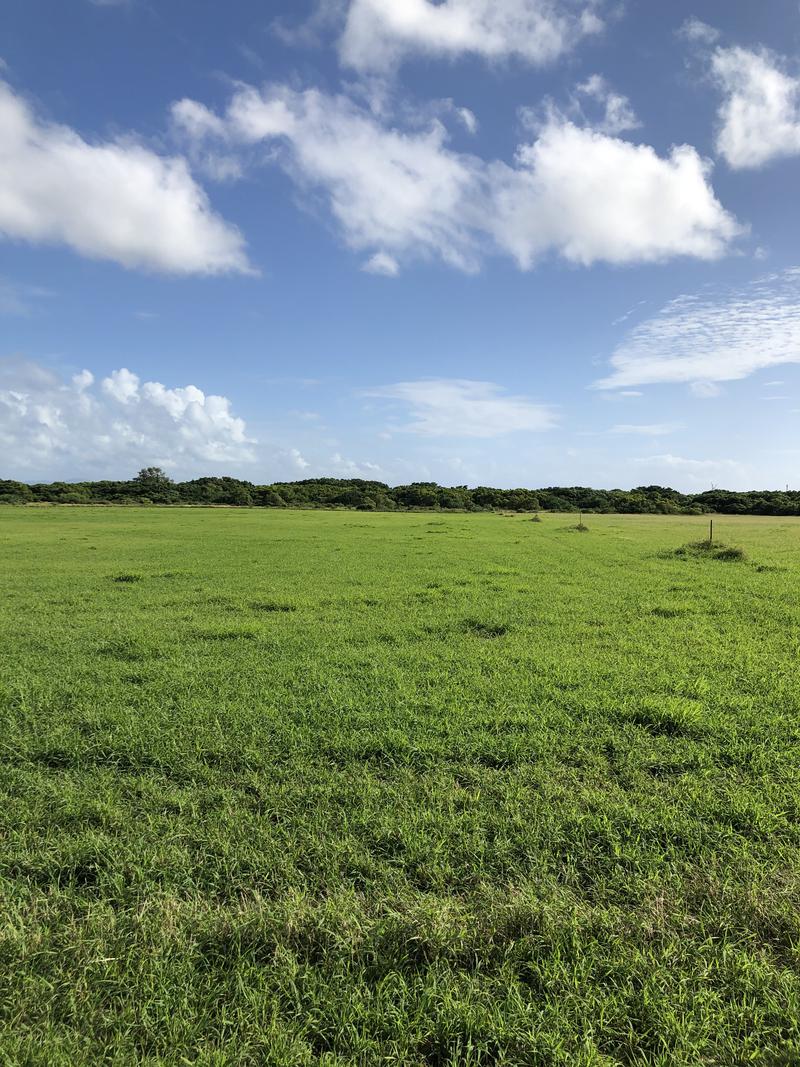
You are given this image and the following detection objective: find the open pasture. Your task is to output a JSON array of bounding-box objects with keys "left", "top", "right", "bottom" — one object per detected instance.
[{"left": 1, "top": 507, "right": 799, "bottom": 1065}]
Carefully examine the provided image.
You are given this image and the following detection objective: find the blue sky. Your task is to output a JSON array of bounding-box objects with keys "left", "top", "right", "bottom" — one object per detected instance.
[{"left": 2, "top": 0, "right": 800, "bottom": 490}]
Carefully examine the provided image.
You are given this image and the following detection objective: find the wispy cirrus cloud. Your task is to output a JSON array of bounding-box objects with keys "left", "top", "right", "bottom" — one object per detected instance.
[
  {"left": 678, "top": 18, "right": 719, "bottom": 45},
  {"left": 595, "top": 268, "right": 800, "bottom": 391},
  {"left": 362, "top": 251, "right": 400, "bottom": 276},
  {"left": 271, "top": 0, "right": 347, "bottom": 48},
  {"left": 609, "top": 422, "right": 683, "bottom": 436},
  {"left": 364, "top": 378, "right": 557, "bottom": 437},
  {"left": 0, "top": 277, "right": 53, "bottom": 316},
  {"left": 330, "top": 451, "right": 382, "bottom": 476}
]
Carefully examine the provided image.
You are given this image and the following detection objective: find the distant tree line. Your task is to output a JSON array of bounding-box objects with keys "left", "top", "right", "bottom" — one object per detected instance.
[{"left": 1, "top": 468, "right": 799, "bottom": 515}]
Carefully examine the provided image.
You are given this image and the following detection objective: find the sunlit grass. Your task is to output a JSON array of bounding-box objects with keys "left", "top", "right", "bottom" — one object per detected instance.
[{"left": 1, "top": 507, "right": 799, "bottom": 1064}]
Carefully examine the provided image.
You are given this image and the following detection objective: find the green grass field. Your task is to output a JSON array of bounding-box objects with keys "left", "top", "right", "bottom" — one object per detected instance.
[{"left": 2, "top": 507, "right": 799, "bottom": 1065}]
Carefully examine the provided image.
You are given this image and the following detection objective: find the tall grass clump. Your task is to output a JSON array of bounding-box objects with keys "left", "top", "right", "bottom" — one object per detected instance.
[{"left": 675, "top": 539, "right": 746, "bottom": 562}]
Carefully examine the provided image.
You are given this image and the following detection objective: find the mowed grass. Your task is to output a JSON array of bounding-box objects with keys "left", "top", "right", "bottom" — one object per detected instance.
[{"left": 1, "top": 507, "right": 800, "bottom": 1066}]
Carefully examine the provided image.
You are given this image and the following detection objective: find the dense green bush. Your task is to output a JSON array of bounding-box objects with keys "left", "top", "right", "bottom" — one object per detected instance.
[{"left": 3, "top": 471, "right": 800, "bottom": 516}]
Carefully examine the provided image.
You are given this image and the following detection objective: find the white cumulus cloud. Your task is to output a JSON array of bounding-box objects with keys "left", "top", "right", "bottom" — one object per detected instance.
[
  {"left": 364, "top": 378, "right": 557, "bottom": 437},
  {"left": 595, "top": 268, "right": 800, "bottom": 391},
  {"left": 490, "top": 119, "right": 738, "bottom": 268},
  {"left": 102, "top": 367, "right": 140, "bottom": 404},
  {"left": 0, "top": 80, "right": 250, "bottom": 274},
  {"left": 339, "top": 0, "right": 604, "bottom": 74},
  {"left": 0, "top": 357, "right": 255, "bottom": 479},
  {"left": 574, "top": 74, "right": 640, "bottom": 134},
  {"left": 172, "top": 82, "right": 739, "bottom": 273},
  {"left": 711, "top": 45, "right": 800, "bottom": 169}
]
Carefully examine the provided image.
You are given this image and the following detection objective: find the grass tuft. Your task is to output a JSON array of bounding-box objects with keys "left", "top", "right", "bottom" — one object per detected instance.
[
  {"left": 250, "top": 600, "right": 297, "bottom": 613},
  {"left": 713, "top": 546, "right": 746, "bottom": 562},
  {"left": 462, "top": 618, "right": 510, "bottom": 639},
  {"left": 625, "top": 698, "right": 706, "bottom": 737}
]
